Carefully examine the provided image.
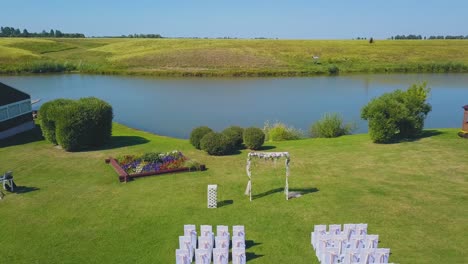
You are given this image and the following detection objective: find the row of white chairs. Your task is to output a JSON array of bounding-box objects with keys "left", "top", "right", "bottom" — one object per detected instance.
[
  {"left": 176, "top": 225, "right": 246, "bottom": 264},
  {"left": 322, "top": 247, "right": 390, "bottom": 264},
  {"left": 311, "top": 224, "right": 391, "bottom": 264}
]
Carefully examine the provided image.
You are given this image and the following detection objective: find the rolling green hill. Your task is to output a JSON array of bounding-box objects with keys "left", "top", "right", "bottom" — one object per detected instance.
[{"left": 1, "top": 38, "right": 468, "bottom": 76}]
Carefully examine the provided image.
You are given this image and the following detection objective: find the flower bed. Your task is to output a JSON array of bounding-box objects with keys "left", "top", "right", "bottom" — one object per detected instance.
[{"left": 107, "top": 150, "right": 205, "bottom": 182}]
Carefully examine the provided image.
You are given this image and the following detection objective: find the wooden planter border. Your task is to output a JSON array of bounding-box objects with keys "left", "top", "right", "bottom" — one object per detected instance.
[{"left": 106, "top": 157, "right": 204, "bottom": 182}]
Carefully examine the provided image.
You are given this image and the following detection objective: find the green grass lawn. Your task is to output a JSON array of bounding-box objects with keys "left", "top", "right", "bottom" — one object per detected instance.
[
  {"left": 0, "top": 123, "right": 467, "bottom": 263},
  {"left": 1, "top": 38, "right": 468, "bottom": 76}
]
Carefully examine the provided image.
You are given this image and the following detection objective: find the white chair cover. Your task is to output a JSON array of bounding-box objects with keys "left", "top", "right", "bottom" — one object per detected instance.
[
  {"left": 312, "top": 225, "right": 327, "bottom": 249},
  {"left": 200, "top": 225, "right": 214, "bottom": 245},
  {"left": 195, "top": 249, "right": 211, "bottom": 264},
  {"left": 232, "top": 248, "right": 247, "bottom": 264},
  {"left": 215, "top": 236, "right": 230, "bottom": 249},
  {"left": 184, "top": 224, "right": 197, "bottom": 249},
  {"left": 175, "top": 249, "right": 190, "bottom": 264},
  {"left": 213, "top": 248, "right": 228, "bottom": 264},
  {"left": 232, "top": 236, "right": 246, "bottom": 249},
  {"left": 349, "top": 235, "right": 366, "bottom": 249},
  {"left": 179, "top": 236, "right": 193, "bottom": 260},
  {"left": 360, "top": 248, "right": 376, "bottom": 264},
  {"left": 375, "top": 248, "right": 390, "bottom": 263},
  {"left": 323, "top": 247, "right": 340, "bottom": 264},
  {"left": 217, "top": 225, "right": 230, "bottom": 238},
  {"left": 198, "top": 236, "right": 213, "bottom": 260},
  {"left": 365, "top": 234, "right": 379, "bottom": 248},
  {"left": 342, "top": 248, "right": 360, "bottom": 264},
  {"left": 316, "top": 234, "right": 333, "bottom": 259},
  {"left": 343, "top": 224, "right": 357, "bottom": 239},
  {"left": 329, "top": 224, "right": 341, "bottom": 235},
  {"left": 356, "top": 223, "right": 368, "bottom": 235},
  {"left": 233, "top": 225, "right": 245, "bottom": 237},
  {"left": 332, "top": 234, "right": 348, "bottom": 255}
]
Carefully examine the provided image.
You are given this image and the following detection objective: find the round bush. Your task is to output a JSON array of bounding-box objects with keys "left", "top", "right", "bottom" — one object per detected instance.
[
  {"left": 39, "top": 97, "right": 113, "bottom": 151},
  {"left": 222, "top": 126, "right": 244, "bottom": 149},
  {"left": 200, "top": 132, "right": 232, "bottom": 156},
  {"left": 39, "top": 99, "right": 74, "bottom": 144},
  {"left": 243, "top": 127, "right": 265, "bottom": 150},
  {"left": 190, "top": 126, "right": 213, "bottom": 149}
]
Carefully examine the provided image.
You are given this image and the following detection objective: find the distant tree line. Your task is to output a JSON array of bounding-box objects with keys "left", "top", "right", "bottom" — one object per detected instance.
[
  {"left": 391, "top": 34, "right": 468, "bottom": 40},
  {"left": 118, "top": 34, "right": 163, "bottom": 38},
  {"left": 0, "top": 26, "right": 85, "bottom": 38}
]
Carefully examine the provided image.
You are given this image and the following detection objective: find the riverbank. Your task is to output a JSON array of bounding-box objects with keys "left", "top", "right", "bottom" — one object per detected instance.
[
  {"left": 0, "top": 122, "right": 466, "bottom": 263},
  {"left": 1, "top": 38, "right": 468, "bottom": 76}
]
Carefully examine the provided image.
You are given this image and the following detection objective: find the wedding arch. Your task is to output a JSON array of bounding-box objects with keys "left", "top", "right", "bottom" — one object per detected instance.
[{"left": 245, "top": 152, "right": 290, "bottom": 201}]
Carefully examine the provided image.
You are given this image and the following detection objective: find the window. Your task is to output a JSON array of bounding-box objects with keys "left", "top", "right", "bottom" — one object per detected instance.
[
  {"left": 8, "top": 104, "right": 20, "bottom": 117},
  {"left": 0, "top": 107, "right": 7, "bottom": 121},
  {"left": 20, "top": 101, "right": 32, "bottom": 113}
]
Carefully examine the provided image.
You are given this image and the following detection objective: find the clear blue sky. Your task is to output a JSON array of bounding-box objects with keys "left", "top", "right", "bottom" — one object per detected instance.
[{"left": 2, "top": 0, "right": 467, "bottom": 39}]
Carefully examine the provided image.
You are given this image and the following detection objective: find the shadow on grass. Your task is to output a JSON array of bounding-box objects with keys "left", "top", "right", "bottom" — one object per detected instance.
[
  {"left": 246, "top": 240, "right": 262, "bottom": 249},
  {"left": 258, "top": 145, "right": 276, "bottom": 151},
  {"left": 0, "top": 124, "right": 44, "bottom": 148},
  {"left": 384, "top": 130, "right": 445, "bottom": 144},
  {"left": 246, "top": 252, "right": 264, "bottom": 261},
  {"left": 252, "top": 187, "right": 319, "bottom": 200},
  {"left": 81, "top": 136, "right": 150, "bottom": 152},
  {"left": 13, "top": 186, "right": 40, "bottom": 194},
  {"left": 217, "top": 200, "right": 233, "bottom": 207}
]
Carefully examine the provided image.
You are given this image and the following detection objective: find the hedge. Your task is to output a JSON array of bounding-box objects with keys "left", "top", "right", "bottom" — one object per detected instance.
[{"left": 39, "top": 97, "right": 113, "bottom": 151}]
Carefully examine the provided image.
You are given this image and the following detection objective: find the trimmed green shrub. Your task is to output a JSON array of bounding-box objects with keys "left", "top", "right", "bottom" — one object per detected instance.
[
  {"left": 39, "top": 97, "right": 113, "bottom": 151},
  {"left": 39, "top": 99, "right": 74, "bottom": 144},
  {"left": 222, "top": 126, "right": 244, "bottom": 149},
  {"left": 200, "top": 132, "right": 232, "bottom": 156},
  {"left": 243, "top": 127, "right": 265, "bottom": 150},
  {"left": 310, "top": 113, "right": 355, "bottom": 138},
  {"left": 190, "top": 126, "right": 213, "bottom": 149},
  {"left": 263, "top": 121, "right": 304, "bottom": 141},
  {"left": 361, "top": 82, "right": 432, "bottom": 143}
]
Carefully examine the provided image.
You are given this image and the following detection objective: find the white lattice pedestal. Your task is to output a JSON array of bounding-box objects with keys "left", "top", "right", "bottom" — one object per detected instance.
[{"left": 207, "top": 184, "right": 218, "bottom": 208}]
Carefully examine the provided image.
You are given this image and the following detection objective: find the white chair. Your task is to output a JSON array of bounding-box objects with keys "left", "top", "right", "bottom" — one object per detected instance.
[
  {"left": 316, "top": 234, "right": 333, "bottom": 260},
  {"left": 343, "top": 224, "right": 357, "bottom": 239},
  {"left": 375, "top": 248, "right": 390, "bottom": 263},
  {"left": 195, "top": 249, "right": 211, "bottom": 264},
  {"left": 232, "top": 236, "right": 246, "bottom": 249},
  {"left": 329, "top": 224, "right": 341, "bottom": 235},
  {"left": 312, "top": 224, "right": 327, "bottom": 249},
  {"left": 200, "top": 225, "right": 214, "bottom": 245},
  {"left": 198, "top": 236, "right": 213, "bottom": 260},
  {"left": 184, "top": 224, "right": 197, "bottom": 249},
  {"left": 179, "top": 236, "right": 193, "bottom": 261},
  {"left": 215, "top": 235, "right": 229, "bottom": 250},
  {"left": 200, "top": 225, "right": 213, "bottom": 236},
  {"left": 217, "top": 225, "right": 230, "bottom": 237},
  {"left": 356, "top": 223, "right": 368, "bottom": 235},
  {"left": 323, "top": 247, "right": 340, "bottom": 264},
  {"left": 359, "top": 248, "right": 376, "bottom": 264},
  {"left": 342, "top": 249, "right": 360, "bottom": 264},
  {"left": 175, "top": 249, "right": 191, "bottom": 264},
  {"left": 365, "top": 235, "right": 379, "bottom": 249},
  {"left": 213, "top": 248, "right": 228, "bottom": 264},
  {"left": 232, "top": 225, "right": 245, "bottom": 237},
  {"left": 332, "top": 234, "right": 348, "bottom": 255},
  {"left": 349, "top": 235, "right": 366, "bottom": 249},
  {"left": 1, "top": 171, "right": 14, "bottom": 192},
  {"left": 232, "top": 248, "right": 246, "bottom": 264}
]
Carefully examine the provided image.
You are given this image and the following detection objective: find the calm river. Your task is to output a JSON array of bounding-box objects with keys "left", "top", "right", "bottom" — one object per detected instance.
[{"left": 1, "top": 74, "right": 467, "bottom": 138}]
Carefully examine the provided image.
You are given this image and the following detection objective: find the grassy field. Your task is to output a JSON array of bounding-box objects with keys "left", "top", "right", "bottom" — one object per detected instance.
[
  {"left": 0, "top": 38, "right": 468, "bottom": 76},
  {"left": 0, "top": 123, "right": 467, "bottom": 263}
]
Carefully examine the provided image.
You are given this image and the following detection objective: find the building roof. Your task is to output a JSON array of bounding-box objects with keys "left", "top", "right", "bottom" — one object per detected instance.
[{"left": 0, "top": 82, "right": 31, "bottom": 106}]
